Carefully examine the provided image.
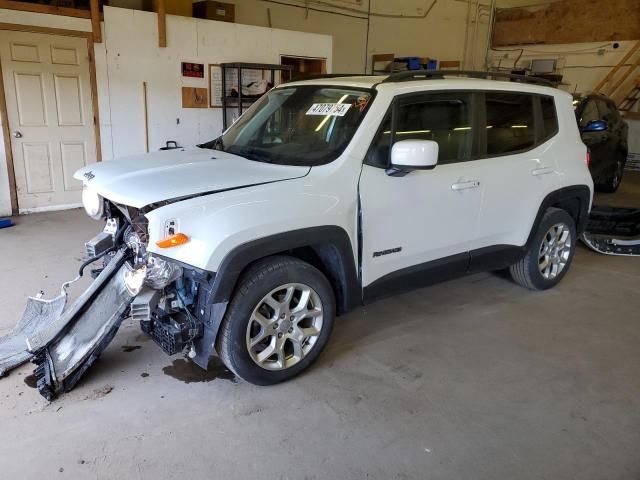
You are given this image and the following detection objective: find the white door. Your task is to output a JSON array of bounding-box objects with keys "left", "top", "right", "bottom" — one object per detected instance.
[
  {"left": 0, "top": 30, "right": 97, "bottom": 212},
  {"left": 472, "top": 92, "right": 561, "bottom": 250},
  {"left": 359, "top": 92, "right": 482, "bottom": 290}
]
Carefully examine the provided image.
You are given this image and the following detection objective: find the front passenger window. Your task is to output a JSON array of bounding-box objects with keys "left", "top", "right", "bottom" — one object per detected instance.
[{"left": 366, "top": 93, "right": 473, "bottom": 168}]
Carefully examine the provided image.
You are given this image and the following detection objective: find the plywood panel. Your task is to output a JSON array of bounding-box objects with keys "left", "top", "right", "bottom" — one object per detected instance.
[
  {"left": 13, "top": 72, "right": 46, "bottom": 126},
  {"left": 54, "top": 74, "right": 84, "bottom": 125},
  {"left": 22, "top": 142, "right": 53, "bottom": 193},
  {"left": 493, "top": 0, "right": 640, "bottom": 46},
  {"left": 60, "top": 142, "right": 86, "bottom": 191}
]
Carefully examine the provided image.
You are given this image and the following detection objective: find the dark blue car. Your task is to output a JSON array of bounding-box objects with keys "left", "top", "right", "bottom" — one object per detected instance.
[{"left": 575, "top": 94, "right": 629, "bottom": 192}]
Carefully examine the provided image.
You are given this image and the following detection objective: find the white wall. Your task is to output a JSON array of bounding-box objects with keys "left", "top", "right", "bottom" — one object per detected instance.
[
  {"left": 99, "top": 6, "right": 333, "bottom": 159},
  {"left": 487, "top": 40, "right": 639, "bottom": 96}
]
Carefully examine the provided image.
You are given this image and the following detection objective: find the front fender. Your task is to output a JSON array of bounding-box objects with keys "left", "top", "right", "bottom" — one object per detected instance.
[{"left": 144, "top": 179, "right": 358, "bottom": 273}]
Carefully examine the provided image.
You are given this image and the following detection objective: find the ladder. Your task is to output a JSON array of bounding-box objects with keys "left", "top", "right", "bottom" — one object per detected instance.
[{"left": 619, "top": 78, "right": 640, "bottom": 112}]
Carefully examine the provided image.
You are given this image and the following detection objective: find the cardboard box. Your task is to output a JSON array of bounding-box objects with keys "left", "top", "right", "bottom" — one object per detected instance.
[
  {"left": 143, "top": 0, "right": 192, "bottom": 17},
  {"left": 193, "top": 1, "right": 235, "bottom": 23}
]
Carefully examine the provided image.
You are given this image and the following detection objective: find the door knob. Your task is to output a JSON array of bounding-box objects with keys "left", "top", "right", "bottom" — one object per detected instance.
[{"left": 12, "top": 131, "right": 22, "bottom": 138}]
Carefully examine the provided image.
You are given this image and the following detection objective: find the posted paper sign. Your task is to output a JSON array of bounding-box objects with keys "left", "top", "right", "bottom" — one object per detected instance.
[{"left": 306, "top": 103, "right": 352, "bottom": 116}]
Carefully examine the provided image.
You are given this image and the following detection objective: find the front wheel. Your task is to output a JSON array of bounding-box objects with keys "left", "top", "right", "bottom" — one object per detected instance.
[
  {"left": 216, "top": 256, "right": 335, "bottom": 385},
  {"left": 509, "top": 208, "right": 577, "bottom": 290}
]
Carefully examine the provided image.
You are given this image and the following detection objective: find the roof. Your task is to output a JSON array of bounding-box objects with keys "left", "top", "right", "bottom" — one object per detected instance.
[{"left": 280, "top": 72, "right": 562, "bottom": 96}]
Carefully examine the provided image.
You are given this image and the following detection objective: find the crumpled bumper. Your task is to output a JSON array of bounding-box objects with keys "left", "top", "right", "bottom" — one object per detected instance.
[
  {"left": 581, "top": 205, "right": 640, "bottom": 256},
  {"left": 0, "top": 248, "right": 136, "bottom": 400}
]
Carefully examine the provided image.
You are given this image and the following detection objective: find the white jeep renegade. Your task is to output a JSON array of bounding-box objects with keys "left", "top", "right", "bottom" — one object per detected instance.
[{"left": 76, "top": 71, "right": 593, "bottom": 386}]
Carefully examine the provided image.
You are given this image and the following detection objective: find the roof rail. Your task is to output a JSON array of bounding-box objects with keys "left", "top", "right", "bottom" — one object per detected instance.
[
  {"left": 382, "top": 70, "right": 554, "bottom": 87},
  {"left": 289, "top": 73, "right": 375, "bottom": 82}
]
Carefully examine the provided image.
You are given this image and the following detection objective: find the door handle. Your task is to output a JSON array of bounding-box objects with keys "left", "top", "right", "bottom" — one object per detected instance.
[
  {"left": 451, "top": 180, "right": 480, "bottom": 191},
  {"left": 12, "top": 131, "right": 22, "bottom": 138},
  {"left": 532, "top": 166, "right": 554, "bottom": 176}
]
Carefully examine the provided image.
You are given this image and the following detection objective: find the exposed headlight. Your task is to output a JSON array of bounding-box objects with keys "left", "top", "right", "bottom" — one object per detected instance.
[
  {"left": 82, "top": 186, "right": 104, "bottom": 219},
  {"left": 123, "top": 264, "right": 147, "bottom": 296}
]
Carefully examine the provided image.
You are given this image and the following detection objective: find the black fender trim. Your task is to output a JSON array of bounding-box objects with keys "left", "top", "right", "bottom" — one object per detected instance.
[
  {"left": 525, "top": 185, "right": 592, "bottom": 245},
  {"left": 191, "top": 226, "right": 360, "bottom": 369}
]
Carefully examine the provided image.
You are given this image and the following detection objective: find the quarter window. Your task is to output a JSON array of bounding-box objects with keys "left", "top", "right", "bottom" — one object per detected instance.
[
  {"left": 579, "top": 100, "right": 599, "bottom": 128},
  {"left": 540, "top": 96, "right": 558, "bottom": 141},
  {"left": 485, "top": 93, "right": 535, "bottom": 155}
]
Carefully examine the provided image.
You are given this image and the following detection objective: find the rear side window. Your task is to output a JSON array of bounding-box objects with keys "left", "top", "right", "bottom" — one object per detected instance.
[
  {"left": 485, "top": 93, "right": 535, "bottom": 155},
  {"left": 579, "top": 100, "right": 599, "bottom": 128},
  {"left": 540, "top": 96, "right": 558, "bottom": 140}
]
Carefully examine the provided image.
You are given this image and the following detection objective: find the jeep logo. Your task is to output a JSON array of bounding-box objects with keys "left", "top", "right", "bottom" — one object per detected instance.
[{"left": 83, "top": 171, "right": 95, "bottom": 181}]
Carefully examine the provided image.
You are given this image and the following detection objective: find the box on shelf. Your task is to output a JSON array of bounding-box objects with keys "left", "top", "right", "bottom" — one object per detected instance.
[
  {"left": 193, "top": 1, "right": 235, "bottom": 22},
  {"left": 143, "top": 0, "right": 192, "bottom": 17}
]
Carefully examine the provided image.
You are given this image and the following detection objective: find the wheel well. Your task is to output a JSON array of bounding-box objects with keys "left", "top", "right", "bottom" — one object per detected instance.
[
  {"left": 551, "top": 197, "right": 582, "bottom": 226},
  {"left": 256, "top": 244, "right": 355, "bottom": 316}
]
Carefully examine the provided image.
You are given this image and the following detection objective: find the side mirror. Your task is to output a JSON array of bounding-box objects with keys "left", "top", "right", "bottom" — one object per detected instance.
[
  {"left": 582, "top": 119, "right": 608, "bottom": 133},
  {"left": 390, "top": 140, "right": 439, "bottom": 171}
]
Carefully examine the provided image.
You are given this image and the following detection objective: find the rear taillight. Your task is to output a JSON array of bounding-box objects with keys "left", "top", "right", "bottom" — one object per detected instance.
[{"left": 586, "top": 150, "right": 591, "bottom": 167}]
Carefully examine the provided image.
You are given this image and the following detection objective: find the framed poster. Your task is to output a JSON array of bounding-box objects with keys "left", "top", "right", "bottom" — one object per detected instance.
[
  {"left": 209, "top": 64, "right": 272, "bottom": 108},
  {"left": 209, "top": 64, "right": 223, "bottom": 108}
]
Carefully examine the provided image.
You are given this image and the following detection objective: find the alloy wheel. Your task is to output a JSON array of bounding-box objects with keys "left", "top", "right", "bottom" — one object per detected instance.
[
  {"left": 245, "top": 283, "right": 324, "bottom": 371},
  {"left": 538, "top": 223, "right": 572, "bottom": 280}
]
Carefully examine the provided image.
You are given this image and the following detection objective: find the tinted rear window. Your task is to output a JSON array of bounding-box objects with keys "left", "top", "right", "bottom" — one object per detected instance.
[
  {"left": 485, "top": 93, "right": 535, "bottom": 155},
  {"left": 540, "top": 96, "right": 558, "bottom": 141}
]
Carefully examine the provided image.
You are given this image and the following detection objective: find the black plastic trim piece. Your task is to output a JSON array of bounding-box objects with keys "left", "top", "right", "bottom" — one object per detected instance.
[
  {"left": 526, "top": 185, "right": 592, "bottom": 243},
  {"left": 363, "top": 252, "right": 469, "bottom": 303},
  {"left": 209, "top": 226, "right": 360, "bottom": 312},
  {"left": 468, "top": 244, "right": 526, "bottom": 273},
  {"left": 382, "top": 70, "right": 554, "bottom": 86}
]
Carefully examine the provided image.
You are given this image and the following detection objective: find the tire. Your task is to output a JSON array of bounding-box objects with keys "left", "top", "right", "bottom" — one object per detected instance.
[
  {"left": 509, "top": 208, "right": 577, "bottom": 291},
  {"left": 216, "top": 255, "right": 335, "bottom": 386},
  {"left": 599, "top": 153, "right": 625, "bottom": 193}
]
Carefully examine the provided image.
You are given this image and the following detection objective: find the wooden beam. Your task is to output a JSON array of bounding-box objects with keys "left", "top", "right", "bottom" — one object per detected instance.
[
  {"left": 87, "top": 37, "right": 102, "bottom": 162},
  {"left": 157, "top": 0, "right": 166, "bottom": 48},
  {"left": 0, "top": 0, "right": 92, "bottom": 18},
  {"left": 0, "top": 22, "right": 91, "bottom": 38},
  {"left": 594, "top": 40, "right": 640, "bottom": 94},
  {"left": 89, "top": 0, "right": 101, "bottom": 43},
  {"left": 0, "top": 55, "right": 18, "bottom": 215}
]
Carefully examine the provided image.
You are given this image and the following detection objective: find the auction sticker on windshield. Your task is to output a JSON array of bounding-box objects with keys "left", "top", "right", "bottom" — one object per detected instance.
[{"left": 306, "top": 103, "right": 352, "bottom": 116}]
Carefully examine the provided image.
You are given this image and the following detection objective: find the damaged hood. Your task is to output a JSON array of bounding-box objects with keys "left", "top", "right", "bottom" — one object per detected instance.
[{"left": 74, "top": 148, "right": 310, "bottom": 209}]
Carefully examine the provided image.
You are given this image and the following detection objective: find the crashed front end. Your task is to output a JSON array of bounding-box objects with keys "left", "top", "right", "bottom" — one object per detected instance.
[{"left": 18, "top": 192, "right": 209, "bottom": 400}]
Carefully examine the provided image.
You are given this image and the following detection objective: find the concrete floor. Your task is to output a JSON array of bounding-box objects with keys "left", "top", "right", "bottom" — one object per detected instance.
[{"left": 1, "top": 176, "right": 639, "bottom": 480}]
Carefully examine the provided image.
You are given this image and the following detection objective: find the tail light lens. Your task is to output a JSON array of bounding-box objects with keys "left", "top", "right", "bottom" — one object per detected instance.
[{"left": 586, "top": 150, "right": 591, "bottom": 167}]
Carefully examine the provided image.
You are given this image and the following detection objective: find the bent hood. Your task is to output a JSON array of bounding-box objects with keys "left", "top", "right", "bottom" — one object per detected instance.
[{"left": 74, "top": 148, "right": 310, "bottom": 209}]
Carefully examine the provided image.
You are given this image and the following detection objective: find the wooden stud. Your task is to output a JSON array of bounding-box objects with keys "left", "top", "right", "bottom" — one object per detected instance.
[
  {"left": 157, "top": 0, "right": 167, "bottom": 48},
  {"left": 143, "top": 82, "right": 149, "bottom": 153},
  {"left": 0, "top": 56, "right": 18, "bottom": 215},
  {"left": 0, "top": 22, "right": 91, "bottom": 38},
  {"left": 90, "top": 0, "right": 102, "bottom": 44},
  {"left": 0, "top": 0, "right": 93, "bottom": 18},
  {"left": 87, "top": 37, "right": 102, "bottom": 162}
]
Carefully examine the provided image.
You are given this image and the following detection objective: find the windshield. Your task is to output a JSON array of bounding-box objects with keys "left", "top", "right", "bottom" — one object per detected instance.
[{"left": 213, "top": 85, "right": 374, "bottom": 166}]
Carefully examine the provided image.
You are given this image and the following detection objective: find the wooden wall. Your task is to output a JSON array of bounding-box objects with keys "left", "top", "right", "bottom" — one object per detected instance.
[{"left": 493, "top": 0, "right": 640, "bottom": 46}]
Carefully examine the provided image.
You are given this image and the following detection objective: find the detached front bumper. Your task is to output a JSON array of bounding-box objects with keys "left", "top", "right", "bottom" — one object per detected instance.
[{"left": 30, "top": 249, "right": 135, "bottom": 400}]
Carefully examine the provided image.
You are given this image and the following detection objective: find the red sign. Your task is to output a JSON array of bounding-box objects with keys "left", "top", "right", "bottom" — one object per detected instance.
[{"left": 181, "top": 62, "right": 205, "bottom": 78}]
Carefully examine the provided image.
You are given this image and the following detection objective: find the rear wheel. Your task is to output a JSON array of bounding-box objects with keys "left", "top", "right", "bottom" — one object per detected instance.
[
  {"left": 600, "top": 154, "right": 625, "bottom": 193},
  {"left": 216, "top": 256, "right": 335, "bottom": 385},
  {"left": 509, "top": 208, "right": 577, "bottom": 290}
]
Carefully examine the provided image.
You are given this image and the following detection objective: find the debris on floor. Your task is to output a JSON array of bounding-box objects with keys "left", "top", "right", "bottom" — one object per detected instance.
[
  {"left": 581, "top": 205, "right": 640, "bottom": 256},
  {"left": 0, "top": 218, "right": 13, "bottom": 229}
]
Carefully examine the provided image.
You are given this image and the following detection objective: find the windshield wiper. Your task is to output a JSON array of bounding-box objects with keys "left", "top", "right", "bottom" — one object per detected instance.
[
  {"left": 197, "top": 136, "right": 224, "bottom": 151},
  {"left": 231, "top": 147, "right": 275, "bottom": 164}
]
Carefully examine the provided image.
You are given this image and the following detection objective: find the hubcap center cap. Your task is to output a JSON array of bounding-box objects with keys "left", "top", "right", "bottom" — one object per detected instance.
[{"left": 278, "top": 318, "right": 293, "bottom": 334}]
